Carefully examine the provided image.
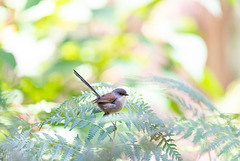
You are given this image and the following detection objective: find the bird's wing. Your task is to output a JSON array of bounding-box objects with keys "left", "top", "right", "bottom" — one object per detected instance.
[{"left": 94, "top": 93, "right": 117, "bottom": 103}]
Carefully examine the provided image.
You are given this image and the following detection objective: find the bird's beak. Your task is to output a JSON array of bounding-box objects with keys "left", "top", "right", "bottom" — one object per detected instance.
[{"left": 125, "top": 94, "right": 129, "bottom": 96}]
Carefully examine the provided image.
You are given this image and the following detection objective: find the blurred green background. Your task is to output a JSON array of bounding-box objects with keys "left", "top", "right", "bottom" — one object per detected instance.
[{"left": 1, "top": 0, "right": 240, "bottom": 128}]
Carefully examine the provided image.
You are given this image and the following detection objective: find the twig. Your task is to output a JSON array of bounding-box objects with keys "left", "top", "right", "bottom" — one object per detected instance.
[
  {"left": 208, "top": 150, "right": 212, "bottom": 161},
  {"left": 110, "top": 122, "right": 117, "bottom": 161}
]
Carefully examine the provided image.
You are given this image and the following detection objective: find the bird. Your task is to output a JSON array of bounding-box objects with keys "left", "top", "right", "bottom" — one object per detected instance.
[{"left": 73, "top": 69, "right": 129, "bottom": 129}]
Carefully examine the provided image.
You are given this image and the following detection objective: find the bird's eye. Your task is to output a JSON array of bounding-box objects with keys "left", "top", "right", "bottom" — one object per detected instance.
[{"left": 120, "top": 93, "right": 124, "bottom": 96}]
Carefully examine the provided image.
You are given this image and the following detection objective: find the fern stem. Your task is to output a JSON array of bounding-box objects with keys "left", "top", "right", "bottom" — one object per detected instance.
[
  {"left": 110, "top": 122, "right": 117, "bottom": 161},
  {"left": 208, "top": 150, "right": 212, "bottom": 161}
]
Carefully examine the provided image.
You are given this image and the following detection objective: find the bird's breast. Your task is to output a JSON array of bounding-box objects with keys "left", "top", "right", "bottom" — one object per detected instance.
[{"left": 97, "top": 96, "right": 127, "bottom": 113}]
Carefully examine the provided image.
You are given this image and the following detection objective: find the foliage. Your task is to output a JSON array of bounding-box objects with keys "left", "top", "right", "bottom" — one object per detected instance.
[
  {"left": 0, "top": 82, "right": 182, "bottom": 161},
  {"left": 153, "top": 77, "right": 240, "bottom": 160},
  {"left": 1, "top": 78, "right": 240, "bottom": 160}
]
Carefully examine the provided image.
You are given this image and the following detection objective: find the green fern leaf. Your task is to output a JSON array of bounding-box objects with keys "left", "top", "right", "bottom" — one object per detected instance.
[
  {"left": 31, "top": 133, "right": 41, "bottom": 141},
  {"left": 133, "top": 144, "right": 141, "bottom": 161},
  {"left": 89, "top": 112, "right": 96, "bottom": 120},
  {"left": 27, "top": 140, "right": 36, "bottom": 150},
  {"left": 145, "top": 122, "right": 150, "bottom": 133},
  {"left": 193, "top": 128, "right": 204, "bottom": 144},
  {"left": 208, "top": 135, "right": 227, "bottom": 150},
  {"left": 152, "top": 147, "right": 162, "bottom": 161},
  {"left": 88, "top": 124, "right": 100, "bottom": 140},
  {"left": 163, "top": 142, "right": 167, "bottom": 151},
  {"left": 118, "top": 133, "right": 128, "bottom": 143},
  {"left": 51, "top": 144, "right": 62, "bottom": 161},
  {"left": 50, "top": 117, "right": 57, "bottom": 125},
  {"left": 55, "top": 134, "right": 67, "bottom": 145},
  {"left": 70, "top": 118, "right": 82, "bottom": 131},
  {"left": 86, "top": 102, "right": 94, "bottom": 112},
  {"left": 72, "top": 134, "right": 82, "bottom": 151},
  {"left": 183, "top": 127, "right": 194, "bottom": 139},
  {"left": 97, "top": 130, "right": 108, "bottom": 144},
  {"left": 130, "top": 117, "right": 140, "bottom": 131},
  {"left": 143, "top": 149, "right": 151, "bottom": 161},
  {"left": 73, "top": 153, "right": 85, "bottom": 161},
  {"left": 78, "top": 120, "right": 89, "bottom": 128},
  {"left": 64, "top": 114, "right": 73, "bottom": 128},
  {"left": 43, "top": 133, "right": 55, "bottom": 143},
  {"left": 126, "top": 133, "right": 137, "bottom": 143},
  {"left": 106, "top": 125, "right": 115, "bottom": 133},
  {"left": 123, "top": 144, "right": 134, "bottom": 161},
  {"left": 18, "top": 139, "right": 28, "bottom": 150},
  {"left": 38, "top": 142, "right": 49, "bottom": 160},
  {"left": 231, "top": 154, "right": 240, "bottom": 161},
  {"left": 160, "top": 153, "right": 169, "bottom": 161},
  {"left": 218, "top": 139, "right": 240, "bottom": 156},
  {"left": 56, "top": 115, "right": 65, "bottom": 125},
  {"left": 119, "top": 113, "right": 131, "bottom": 130},
  {"left": 61, "top": 147, "right": 75, "bottom": 161},
  {"left": 80, "top": 106, "right": 87, "bottom": 119}
]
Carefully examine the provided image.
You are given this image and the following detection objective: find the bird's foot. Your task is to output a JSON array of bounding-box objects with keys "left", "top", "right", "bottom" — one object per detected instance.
[{"left": 112, "top": 122, "right": 117, "bottom": 131}]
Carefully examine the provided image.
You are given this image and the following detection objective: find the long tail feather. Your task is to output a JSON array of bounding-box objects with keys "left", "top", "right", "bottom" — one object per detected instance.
[{"left": 73, "top": 69, "right": 100, "bottom": 98}]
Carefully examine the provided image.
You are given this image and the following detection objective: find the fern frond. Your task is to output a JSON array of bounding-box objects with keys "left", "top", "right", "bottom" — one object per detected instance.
[
  {"left": 38, "top": 141, "right": 49, "bottom": 160},
  {"left": 87, "top": 124, "right": 100, "bottom": 141},
  {"left": 71, "top": 134, "right": 82, "bottom": 151},
  {"left": 55, "top": 134, "right": 68, "bottom": 145},
  {"left": 218, "top": 139, "right": 240, "bottom": 156},
  {"left": 70, "top": 118, "right": 82, "bottom": 131},
  {"left": 1, "top": 81, "right": 186, "bottom": 161},
  {"left": 61, "top": 147, "right": 75, "bottom": 161},
  {"left": 51, "top": 144, "right": 62, "bottom": 161},
  {"left": 43, "top": 133, "right": 55, "bottom": 143}
]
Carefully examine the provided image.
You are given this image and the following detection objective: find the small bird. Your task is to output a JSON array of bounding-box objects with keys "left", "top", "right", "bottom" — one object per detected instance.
[{"left": 73, "top": 69, "right": 128, "bottom": 128}]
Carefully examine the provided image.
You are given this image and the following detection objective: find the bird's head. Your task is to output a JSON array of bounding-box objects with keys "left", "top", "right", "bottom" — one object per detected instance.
[{"left": 112, "top": 88, "right": 129, "bottom": 97}]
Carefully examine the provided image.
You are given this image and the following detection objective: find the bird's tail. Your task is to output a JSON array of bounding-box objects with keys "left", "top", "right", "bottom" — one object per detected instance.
[{"left": 73, "top": 69, "right": 101, "bottom": 98}]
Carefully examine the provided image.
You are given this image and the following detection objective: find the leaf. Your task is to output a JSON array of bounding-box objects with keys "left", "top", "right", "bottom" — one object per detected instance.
[
  {"left": 38, "top": 142, "right": 49, "bottom": 160},
  {"left": 64, "top": 114, "right": 73, "bottom": 128},
  {"left": 78, "top": 120, "right": 89, "bottom": 129},
  {"left": 193, "top": 128, "right": 204, "bottom": 144},
  {"left": 184, "top": 127, "right": 194, "bottom": 139},
  {"left": 118, "top": 133, "right": 128, "bottom": 143},
  {"left": 119, "top": 113, "right": 131, "bottom": 130},
  {"left": 106, "top": 125, "right": 115, "bottom": 133},
  {"left": 51, "top": 144, "right": 62, "bottom": 161},
  {"left": 56, "top": 116, "right": 65, "bottom": 125},
  {"left": 88, "top": 124, "right": 100, "bottom": 141},
  {"left": 25, "top": 0, "right": 41, "bottom": 9},
  {"left": 27, "top": 140, "right": 36, "bottom": 151},
  {"left": 133, "top": 144, "right": 141, "bottom": 161},
  {"left": 123, "top": 144, "right": 134, "bottom": 161},
  {"left": 50, "top": 117, "right": 57, "bottom": 125},
  {"left": 0, "top": 49, "right": 16, "bottom": 68},
  {"left": 160, "top": 153, "right": 169, "bottom": 161},
  {"left": 143, "top": 149, "right": 151, "bottom": 161},
  {"left": 70, "top": 118, "right": 82, "bottom": 131},
  {"left": 61, "top": 147, "right": 75, "bottom": 161},
  {"left": 126, "top": 133, "right": 137, "bottom": 143},
  {"left": 43, "top": 133, "right": 55, "bottom": 143},
  {"left": 55, "top": 134, "right": 67, "bottom": 145},
  {"left": 73, "top": 153, "right": 85, "bottom": 161},
  {"left": 31, "top": 133, "right": 41, "bottom": 141},
  {"left": 152, "top": 147, "right": 162, "bottom": 161},
  {"left": 72, "top": 135, "right": 82, "bottom": 151},
  {"left": 97, "top": 130, "right": 108, "bottom": 144}
]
